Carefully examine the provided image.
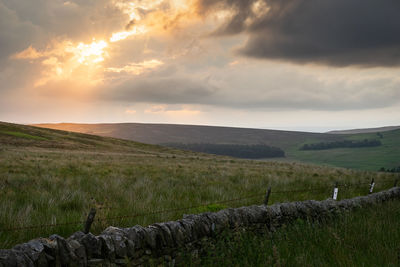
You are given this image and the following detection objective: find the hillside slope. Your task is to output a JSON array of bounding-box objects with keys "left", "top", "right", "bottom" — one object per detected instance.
[
  {"left": 33, "top": 123, "right": 344, "bottom": 150},
  {"left": 1, "top": 121, "right": 175, "bottom": 155}
]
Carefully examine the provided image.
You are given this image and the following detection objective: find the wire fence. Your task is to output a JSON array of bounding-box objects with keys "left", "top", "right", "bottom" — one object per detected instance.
[{"left": 1, "top": 178, "right": 399, "bottom": 233}]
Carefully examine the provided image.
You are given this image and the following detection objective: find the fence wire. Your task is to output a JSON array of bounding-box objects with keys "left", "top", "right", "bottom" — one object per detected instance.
[{"left": 0, "top": 179, "right": 398, "bottom": 233}]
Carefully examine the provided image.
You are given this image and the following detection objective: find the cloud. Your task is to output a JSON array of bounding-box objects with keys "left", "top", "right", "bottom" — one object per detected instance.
[
  {"left": 11, "top": 39, "right": 109, "bottom": 88},
  {"left": 13, "top": 46, "right": 42, "bottom": 60},
  {"left": 106, "top": 60, "right": 164, "bottom": 75},
  {"left": 104, "top": 71, "right": 218, "bottom": 104},
  {"left": 100, "top": 61, "right": 400, "bottom": 111},
  {"left": 2, "top": 0, "right": 400, "bottom": 127},
  {"left": 0, "top": 0, "right": 126, "bottom": 65},
  {"left": 0, "top": 2, "right": 41, "bottom": 68},
  {"left": 0, "top": 0, "right": 130, "bottom": 92},
  {"left": 196, "top": 0, "right": 400, "bottom": 67},
  {"left": 1, "top": 0, "right": 125, "bottom": 41},
  {"left": 144, "top": 104, "right": 201, "bottom": 116},
  {"left": 125, "top": 108, "right": 137, "bottom": 114},
  {"left": 3, "top": 0, "right": 202, "bottom": 91}
]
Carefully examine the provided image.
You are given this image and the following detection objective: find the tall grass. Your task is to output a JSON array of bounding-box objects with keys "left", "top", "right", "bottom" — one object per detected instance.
[
  {"left": 0, "top": 145, "right": 397, "bottom": 249},
  {"left": 185, "top": 200, "right": 400, "bottom": 266}
]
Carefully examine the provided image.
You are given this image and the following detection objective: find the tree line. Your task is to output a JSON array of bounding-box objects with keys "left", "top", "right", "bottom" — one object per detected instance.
[
  {"left": 379, "top": 166, "right": 400, "bottom": 173},
  {"left": 300, "top": 139, "right": 382, "bottom": 151},
  {"left": 164, "top": 143, "right": 285, "bottom": 159}
]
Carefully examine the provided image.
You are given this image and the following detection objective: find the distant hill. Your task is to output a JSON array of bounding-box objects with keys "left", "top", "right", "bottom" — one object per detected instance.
[
  {"left": 0, "top": 121, "right": 174, "bottom": 155},
  {"left": 32, "top": 122, "right": 400, "bottom": 171},
  {"left": 33, "top": 123, "right": 344, "bottom": 150},
  {"left": 328, "top": 126, "right": 400, "bottom": 134}
]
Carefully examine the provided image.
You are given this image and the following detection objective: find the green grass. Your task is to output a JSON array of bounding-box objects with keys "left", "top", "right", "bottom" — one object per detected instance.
[
  {"left": 0, "top": 121, "right": 399, "bottom": 257},
  {"left": 185, "top": 200, "right": 400, "bottom": 266},
  {"left": 286, "top": 129, "right": 400, "bottom": 171},
  {"left": 1, "top": 131, "right": 48, "bottom": 141}
]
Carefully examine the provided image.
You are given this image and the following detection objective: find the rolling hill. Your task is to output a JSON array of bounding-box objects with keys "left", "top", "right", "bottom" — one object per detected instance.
[
  {"left": 328, "top": 125, "right": 400, "bottom": 134},
  {"left": 33, "top": 122, "right": 343, "bottom": 149},
  {"left": 33, "top": 122, "right": 400, "bottom": 171}
]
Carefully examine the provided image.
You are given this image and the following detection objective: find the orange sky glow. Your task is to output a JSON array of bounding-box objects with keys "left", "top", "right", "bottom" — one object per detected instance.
[{"left": 12, "top": 0, "right": 205, "bottom": 93}]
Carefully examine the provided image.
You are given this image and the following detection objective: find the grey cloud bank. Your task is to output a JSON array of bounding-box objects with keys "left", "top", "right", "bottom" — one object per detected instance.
[
  {"left": 102, "top": 63, "right": 400, "bottom": 111},
  {"left": 198, "top": 0, "right": 400, "bottom": 67}
]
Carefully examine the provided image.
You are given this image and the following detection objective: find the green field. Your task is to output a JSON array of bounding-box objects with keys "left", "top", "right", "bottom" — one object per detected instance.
[
  {"left": 0, "top": 121, "right": 399, "bottom": 265},
  {"left": 287, "top": 129, "right": 400, "bottom": 171}
]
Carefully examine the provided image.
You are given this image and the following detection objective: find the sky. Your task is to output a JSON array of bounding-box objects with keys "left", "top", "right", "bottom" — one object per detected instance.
[{"left": 1, "top": 0, "right": 400, "bottom": 132}]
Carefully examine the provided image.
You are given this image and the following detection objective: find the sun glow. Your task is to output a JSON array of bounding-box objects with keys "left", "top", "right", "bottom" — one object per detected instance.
[
  {"left": 110, "top": 26, "right": 148, "bottom": 42},
  {"left": 67, "top": 40, "right": 108, "bottom": 64},
  {"left": 110, "top": 0, "right": 196, "bottom": 40},
  {"left": 112, "top": 0, "right": 164, "bottom": 20},
  {"left": 13, "top": 0, "right": 204, "bottom": 89}
]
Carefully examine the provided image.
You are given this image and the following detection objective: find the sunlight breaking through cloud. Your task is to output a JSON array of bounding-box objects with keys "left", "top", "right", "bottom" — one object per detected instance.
[
  {"left": 12, "top": 0, "right": 199, "bottom": 90},
  {"left": 66, "top": 40, "right": 108, "bottom": 64},
  {"left": 110, "top": 26, "right": 148, "bottom": 43}
]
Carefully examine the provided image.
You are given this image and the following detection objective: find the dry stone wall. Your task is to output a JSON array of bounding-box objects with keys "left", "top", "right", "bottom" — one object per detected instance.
[{"left": 1, "top": 187, "right": 400, "bottom": 266}]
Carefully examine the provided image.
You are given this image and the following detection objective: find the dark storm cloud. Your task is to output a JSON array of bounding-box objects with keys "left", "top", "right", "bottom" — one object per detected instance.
[{"left": 197, "top": 0, "right": 400, "bottom": 67}]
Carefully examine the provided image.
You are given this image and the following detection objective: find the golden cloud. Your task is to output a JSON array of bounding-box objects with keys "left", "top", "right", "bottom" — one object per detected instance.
[
  {"left": 145, "top": 104, "right": 201, "bottom": 116},
  {"left": 106, "top": 60, "right": 164, "bottom": 75},
  {"left": 11, "top": 0, "right": 223, "bottom": 92}
]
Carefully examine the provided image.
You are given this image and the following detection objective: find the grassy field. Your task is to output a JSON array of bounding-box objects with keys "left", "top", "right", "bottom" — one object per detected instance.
[
  {"left": 287, "top": 129, "right": 400, "bottom": 171},
  {"left": 186, "top": 200, "right": 400, "bottom": 266},
  {"left": 0, "top": 121, "right": 399, "bottom": 258}
]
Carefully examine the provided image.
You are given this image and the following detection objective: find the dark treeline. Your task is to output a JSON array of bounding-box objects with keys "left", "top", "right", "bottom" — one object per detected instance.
[
  {"left": 301, "top": 139, "right": 382, "bottom": 151},
  {"left": 164, "top": 143, "right": 285, "bottom": 159},
  {"left": 379, "top": 166, "right": 400, "bottom": 173}
]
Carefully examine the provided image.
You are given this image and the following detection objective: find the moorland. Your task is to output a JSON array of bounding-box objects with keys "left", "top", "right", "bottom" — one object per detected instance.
[{"left": 1, "top": 121, "right": 399, "bottom": 265}]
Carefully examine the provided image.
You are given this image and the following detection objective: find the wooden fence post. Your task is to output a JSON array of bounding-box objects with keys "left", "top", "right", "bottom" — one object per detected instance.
[
  {"left": 84, "top": 208, "right": 96, "bottom": 234},
  {"left": 332, "top": 182, "right": 338, "bottom": 200},
  {"left": 369, "top": 178, "right": 375, "bottom": 194},
  {"left": 264, "top": 186, "right": 271, "bottom": 206}
]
